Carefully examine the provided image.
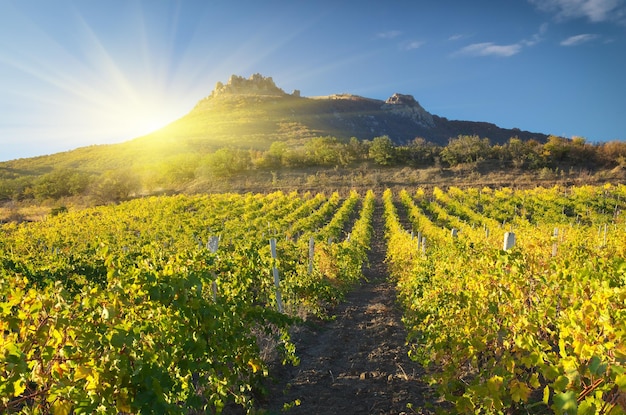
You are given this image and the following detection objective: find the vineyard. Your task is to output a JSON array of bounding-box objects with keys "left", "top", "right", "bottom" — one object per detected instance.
[{"left": 1, "top": 185, "right": 625, "bottom": 414}]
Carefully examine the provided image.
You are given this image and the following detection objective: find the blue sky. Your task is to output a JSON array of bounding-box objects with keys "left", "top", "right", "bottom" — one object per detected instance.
[{"left": 1, "top": 0, "right": 625, "bottom": 161}]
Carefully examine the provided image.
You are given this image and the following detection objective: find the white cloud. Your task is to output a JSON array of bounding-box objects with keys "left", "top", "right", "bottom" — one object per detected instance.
[
  {"left": 377, "top": 31, "right": 423, "bottom": 52},
  {"left": 402, "top": 40, "right": 425, "bottom": 50},
  {"left": 377, "top": 30, "right": 401, "bottom": 39},
  {"left": 560, "top": 33, "right": 600, "bottom": 45},
  {"left": 453, "top": 24, "right": 546, "bottom": 58},
  {"left": 448, "top": 34, "right": 467, "bottom": 41},
  {"left": 529, "top": 0, "right": 625, "bottom": 22},
  {"left": 523, "top": 22, "right": 549, "bottom": 46},
  {"left": 455, "top": 42, "right": 523, "bottom": 57}
]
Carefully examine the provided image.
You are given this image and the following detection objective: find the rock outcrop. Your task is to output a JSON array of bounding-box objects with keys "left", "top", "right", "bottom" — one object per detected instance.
[
  {"left": 382, "top": 93, "right": 435, "bottom": 128},
  {"left": 211, "top": 73, "right": 287, "bottom": 97}
]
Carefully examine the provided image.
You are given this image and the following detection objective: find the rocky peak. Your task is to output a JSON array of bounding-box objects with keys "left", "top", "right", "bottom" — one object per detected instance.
[
  {"left": 211, "top": 73, "right": 288, "bottom": 97},
  {"left": 385, "top": 93, "right": 418, "bottom": 106},
  {"left": 382, "top": 93, "right": 435, "bottom": 128}
]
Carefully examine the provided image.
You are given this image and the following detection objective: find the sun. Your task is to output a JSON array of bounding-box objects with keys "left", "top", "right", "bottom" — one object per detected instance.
[
  {"left": 1, "top": 1, "right": 284, "bottom": 157},
  {"left": 73, "top": 92, "right": 183, "bottom": 146},
  {"left": 119, "top": 103, "right": 177, "bottom": 138}
]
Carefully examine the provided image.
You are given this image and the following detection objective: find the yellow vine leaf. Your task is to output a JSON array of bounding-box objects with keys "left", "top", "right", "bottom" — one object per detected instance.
[
  {"left": 487, "top": 375, "right": 503, "bottom": 394},
  {"left": 116, "top": 390, "right": 132, "bottom": 413},
  {"left": 543, "top": 386, "right": 550, "bottom": 405},
  {"left": 85, "top": 372, "right": 100, "bottom": 391},
  {"left": 509, "top": 379, "right": 531, "bottom": 402},
  {"left": 74, "top": 365, "right": 91, "bottom": 380},
  {"left": 52, "top": 400, "right": 72, "bottom": 415},
  {"left": 13, "top": 379, "right": 26, "bottom": 397},
  {"left": 248, "top": 359, "right": 261, "bottom": 373}
]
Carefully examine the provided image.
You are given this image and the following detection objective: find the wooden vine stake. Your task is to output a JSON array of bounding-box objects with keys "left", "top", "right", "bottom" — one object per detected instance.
[
  {"left": 207, "top": 236, "right": 220, "bottom": 301},
  {"left": 269, "top": 238, "right": 284, "bottom": 313},
  {"left": 503, "top": 232, "right": 516, "bottom": 251},
  {"left": 552, "top": 228, "right": 559, "bottom": 257},
  {"left": 308, "top": 236, "right": 315, "bottom": 274}
]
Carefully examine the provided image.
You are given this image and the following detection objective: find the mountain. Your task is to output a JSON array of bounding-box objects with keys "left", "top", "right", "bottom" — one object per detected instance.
[
  {"left": 135, "top": 73, "right": 547, "bottom": 152},
  {"left": 0, "top": 73, "right": 549, "bottom": 176}
]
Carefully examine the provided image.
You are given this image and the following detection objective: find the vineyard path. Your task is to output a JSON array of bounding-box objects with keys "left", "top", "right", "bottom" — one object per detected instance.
[{"left": 260, "top": 200, "right": 438, "bottom": 415}]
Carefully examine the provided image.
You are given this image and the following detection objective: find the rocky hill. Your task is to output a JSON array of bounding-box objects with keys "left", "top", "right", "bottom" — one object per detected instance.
[
  {"left": 136, "top": 73, "right": 547, "bottom": 151},
  {"left": 0, "top": 73, "right": 550, "bottom": 179}
]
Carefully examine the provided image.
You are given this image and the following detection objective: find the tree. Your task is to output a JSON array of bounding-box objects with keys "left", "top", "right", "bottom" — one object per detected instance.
[
  {"left": 260, "top": 141, "right": 289, "bottom": 168},
  {"left": 369, "top": 136, "right": 396, "bottom": 166},
  {"left": 33, "top": 169, "right": 91, "bottom": 200},
  {"left": 440, "top": 135, "right": 490, "bottom": 166},
  {"left": 201, "top": 148, "right": 251, "bottom": 177},
  {"left": 160, "top": 154, "right": 200, "bottom": 184},
  {"left": 303, "top": 136, "right": 346, "bottom": 166},
  {"left": 0, "top": 177, "right": 34, "bottom": 202},
  {"left": 542, "top": 135, "right": 570, "bottom": 163},
  {"left": 91, "top": 169, "right": 140, "bottom": 203},
  {"left": 568, "top": 136, "right": 595, "bottom": 165},
  {"left": 399, "top": 137, "right": 438, "bottom": 166},
  {"left": 347, "top": 137, "right": 367, "bottom": 162},
  {"left": 598, "top": 140, "right": 626, "bottom": 167}
]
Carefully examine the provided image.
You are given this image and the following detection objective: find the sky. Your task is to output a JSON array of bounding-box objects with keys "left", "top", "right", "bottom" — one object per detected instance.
[{"left": 1, "top": 0, "right": 625, "bottom": 162}]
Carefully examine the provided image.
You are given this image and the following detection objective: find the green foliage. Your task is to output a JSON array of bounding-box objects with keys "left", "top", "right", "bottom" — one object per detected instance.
[
  {"left": 543, "top": 135, "right": 572, "bottom": 162},
  {"left": 440, "top": 135, "right": 491, "bottom": 166},
  {"left": 33, "top": 169, "right": 92, "bottom": 200},
  {"left": 369, "top": 135, "right": 396, "bottom": 166},
  {"left": 396, "top": 137, "right": 439, "bottom": 167},
  {"left": 303, "top": 136, "right": 351, "bottom": 166},
  {"left": 199, "top": 148, "right": 251, "bottom": 177},
  {"left": 0, "top": 190, "right": 374, "bottom": 413},
  {"left": 262, "top": 141, "right": 289, "bottom": 168},
  {"left": 0, "top": 176, "right": 35, "bottom": 202},
  {"left": 385, "top": 185, "right": 626, "bottom": 414},
  {"left": 496, "top": 137, "right": 545, "bottom": 169},
  {"left": 90, "top": 169, "right": 141, "bottom": 203}
]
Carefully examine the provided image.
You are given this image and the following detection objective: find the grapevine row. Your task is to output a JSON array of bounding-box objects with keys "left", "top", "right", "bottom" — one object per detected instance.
[
  {"left": 0, "top": 191, "right": 373, "bottom": 414},
  {"left": 385, "top": 186, "right": 626, "bottom": 414}
]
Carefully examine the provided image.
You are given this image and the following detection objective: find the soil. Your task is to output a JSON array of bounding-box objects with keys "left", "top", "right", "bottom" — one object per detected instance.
[{"left": 258, "top": 202, "right": 441, "bottom": 414}]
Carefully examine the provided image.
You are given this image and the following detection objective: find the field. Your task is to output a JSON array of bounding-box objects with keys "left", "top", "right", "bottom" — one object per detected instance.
[{"left": 1, "top": 185, "right": 625, "bottom": 414}]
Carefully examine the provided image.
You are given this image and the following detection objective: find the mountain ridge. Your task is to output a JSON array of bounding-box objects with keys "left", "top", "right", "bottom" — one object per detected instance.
[{"left": 144, "top": 74, "right": 548, "bottom": 151}]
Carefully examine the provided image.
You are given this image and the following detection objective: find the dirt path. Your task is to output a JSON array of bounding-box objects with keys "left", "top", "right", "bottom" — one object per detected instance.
[{"left": 260, "top": 201, "right": 437, "bottom": 414}]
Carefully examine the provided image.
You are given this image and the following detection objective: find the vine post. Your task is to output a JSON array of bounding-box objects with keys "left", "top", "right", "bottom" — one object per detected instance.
[
  {"left": 503, "top": 231, "right": 515, "bottom": 251},
  {"left": 269, "top": 238, "right": 284, "bottom": 313},
  {"left": 207, "top": 236, "right": 220, "bottom": 301},
  {"left": 308, "top": 236, "right": 315, "bottom": 274}
]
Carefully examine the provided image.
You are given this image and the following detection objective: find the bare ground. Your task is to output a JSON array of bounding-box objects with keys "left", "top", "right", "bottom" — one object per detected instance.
[{"left": 259, "top": 202, "right": 439, "bottom": 414}]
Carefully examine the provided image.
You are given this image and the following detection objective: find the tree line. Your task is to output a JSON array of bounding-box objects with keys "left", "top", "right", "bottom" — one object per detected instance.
[{"left": 1, "top": 135, "right": 625, "bottom": 204}]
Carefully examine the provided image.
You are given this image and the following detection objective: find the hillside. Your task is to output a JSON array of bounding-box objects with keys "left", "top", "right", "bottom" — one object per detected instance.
[
  {"left": 134, "top": 73, "right": 548, "bottom": 150},
  {"left": 2, "top": 74, "right": 547, "bottom": 172}
]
